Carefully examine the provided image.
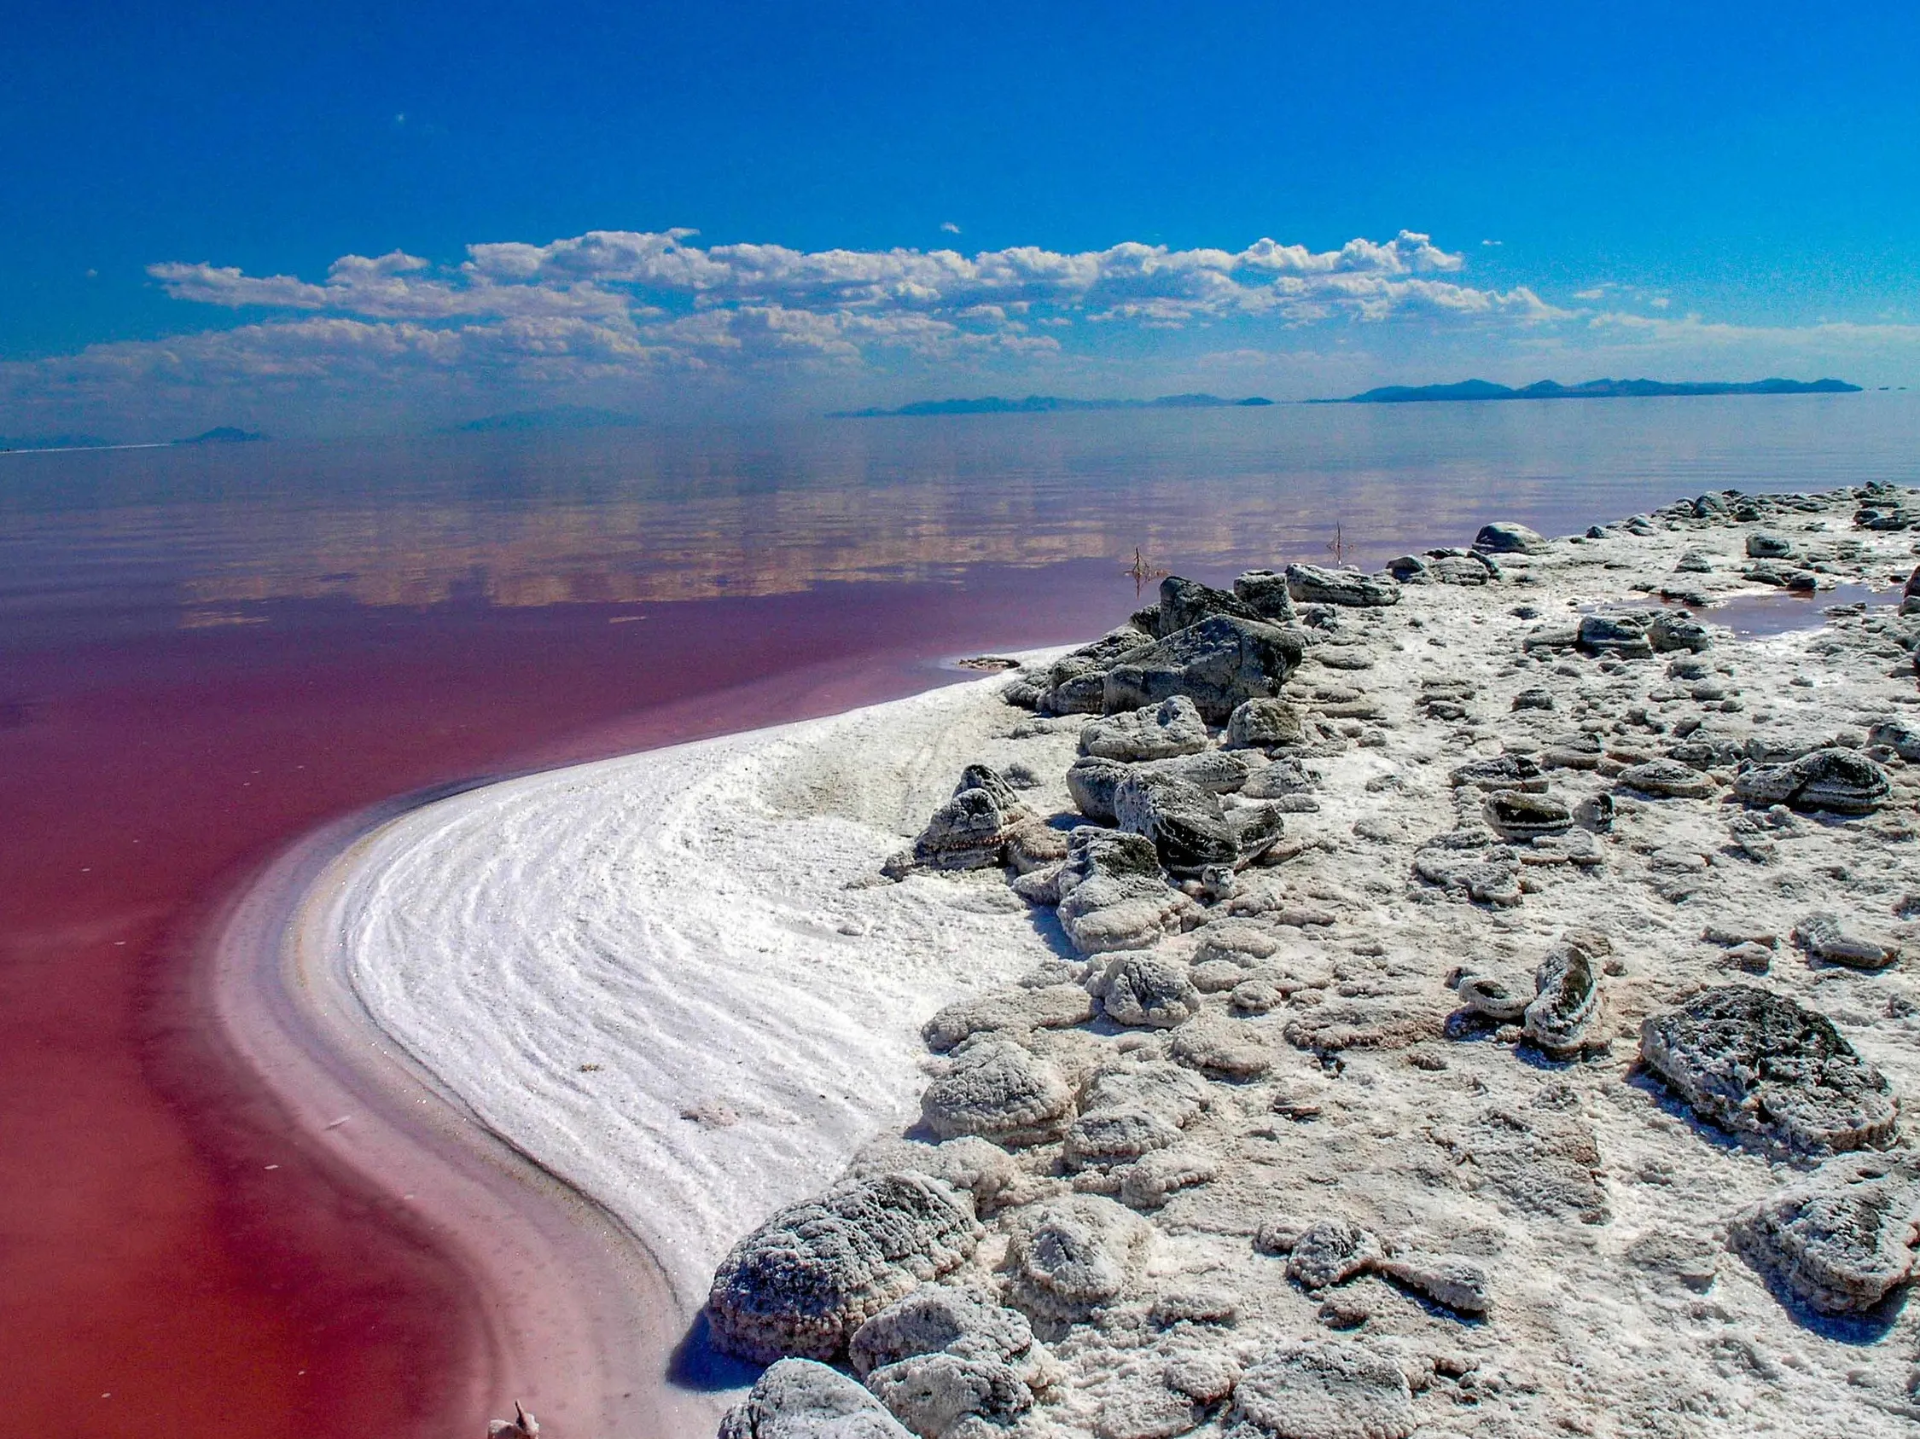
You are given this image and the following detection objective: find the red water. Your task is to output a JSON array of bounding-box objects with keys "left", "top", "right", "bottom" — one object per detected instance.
[{"left": 0, "top": 565, "right": 1135, "bottom": 1438}]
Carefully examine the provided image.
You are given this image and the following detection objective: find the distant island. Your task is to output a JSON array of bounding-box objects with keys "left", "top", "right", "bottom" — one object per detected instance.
[
  {"left": 832, "top": 393, "right": 1273, "bottom": 418},
  {"left": 179, "top": 426, "right": 268, "bottom": 443},
  {"left": 458, "top": 406, "right": 644, "bottom": 433},
  {"left": 1340, "top": 377, "right": 1861, "bottom": 404}
]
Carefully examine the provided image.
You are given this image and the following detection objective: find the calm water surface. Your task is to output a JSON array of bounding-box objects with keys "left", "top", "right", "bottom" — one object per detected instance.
[{"left": 2, "top": 396, "right": 1914, "bottom": 1436}]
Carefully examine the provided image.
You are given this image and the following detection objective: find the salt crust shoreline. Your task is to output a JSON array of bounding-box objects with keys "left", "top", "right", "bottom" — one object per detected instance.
[{"left": 326, "top": 489, "right": 1920, "bottom": 1437}]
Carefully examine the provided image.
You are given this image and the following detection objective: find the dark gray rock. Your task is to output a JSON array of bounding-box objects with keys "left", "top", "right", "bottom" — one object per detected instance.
[
  {"left": 1483, "top": 789, "right": 1573, "bottom": 839},
  {"left": 1284, "top": 564, "right": 1401, "bottom": 609},
  {"left": 1449, "top": 754, "right": 1547, "bottom": 792},
  {"left": 1732, "top": 1152, "right": 1920, "bottom": 1315},
  {"left": 1618, "top": 758, "right": 1716, "bottom": 799},
  {"left": 1473, "top": 521, "right": 1547, "bottom": 554},
  {"left": 1746, "top": 531, "right": 1795, "bottom": 559},
  {"left": 706, "top": 1175, "right": 983, "bottom": 1362},
  {"left": 718, "top": 1359, "right": 912, "bottom": 1439},
  {"left": 1160, "top": 574, "right": 1262, "bottom": 634},
  {"left": 1639, "top": 985, "right": 1897, "bottom": 1153},
  {"left": 1233, "top": 569, "right": 1298, "bottom": 623},
  {"left": 1103, "top": 615, "right": 1303, "bottom": 723},
  {"left": 1576, "top": 614, "right": 1654, "bottom": 659},
  {"left": 1732, "top": 747, "right": 1891, "bottom": 814},
  {"left": 1523, "top": 941, "right": 1603, "bottom": 1057},
  {"left": 1041, "top": 627, "right": 1156, "bottom": 715},
  {"left": 1114, "top": 772, "right": 1237, "bottom": 875},
  {"left": 1080, "top": 696, "right": 1210, "bottom": 761},
  {"left": 1227, "top": 696, "right": 1307, "bottom": 749},
  {"left": 1648, "top": 612, "right": 1713, "bottom": 654}
]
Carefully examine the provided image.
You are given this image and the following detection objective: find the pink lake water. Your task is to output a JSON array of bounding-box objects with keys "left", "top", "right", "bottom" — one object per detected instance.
[{"left": 1, "top": 396, "right": 1914, "bottom": 1435}]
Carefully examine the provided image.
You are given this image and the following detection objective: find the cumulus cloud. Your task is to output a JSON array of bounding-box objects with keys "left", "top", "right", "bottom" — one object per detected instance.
[{"left": 1, "top": 226, "right": 1599, "bottom": 431}]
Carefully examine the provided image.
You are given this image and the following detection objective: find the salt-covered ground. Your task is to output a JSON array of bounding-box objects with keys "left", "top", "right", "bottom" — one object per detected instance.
[{"left": 337, "top": 484, "right": 1920, "bottom": 1438}]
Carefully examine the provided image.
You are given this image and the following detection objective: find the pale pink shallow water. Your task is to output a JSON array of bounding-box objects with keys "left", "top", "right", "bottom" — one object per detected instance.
[{"left": 1, "top": 399, "right": 1913, "bottom": 1435}]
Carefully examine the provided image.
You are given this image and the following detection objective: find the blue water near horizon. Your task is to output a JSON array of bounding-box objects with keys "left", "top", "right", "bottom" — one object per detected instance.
[{"left": 4, "top": 391, "right": 1915, "bottom": 649}]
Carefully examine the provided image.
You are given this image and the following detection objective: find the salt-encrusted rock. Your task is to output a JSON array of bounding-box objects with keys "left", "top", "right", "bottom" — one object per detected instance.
[
  {"left": 1385, "top": 554, "right": 1431, "bottom": 583},
  {"left": 1732, "top": 747, "right": 1892, "bottom": 814},
  {"left": 1376, "top": 1255, "right": 1491, "bottom": 1316},
  {"left": 1647, "top": 612, "right": 1713, "bottom": 653},
  {"left": 1286, "top": 1219, "right": 1383, "bottom": 1290},
  {"left": 1227, "top": 696, "right": 1307, "bottom": 749},
  {"left": 706, "top": 1175, "right": 983, "bottom": 1362},
  {"left": 921, "top": 985, "right": 1095, "bottom": 1052},
  {"left": 1413, "top": 834, "right": 1523, "bottom": 906},
  {"left": 1449, "top": 754, "right": 1546, "bottom": 792},
  {"left": 1511, "top": 686, "right": 1555, "bottom": 712},
  {"left": 1522, "top": 941, "right": 1603, "bottom": 1057},
  {"left": 1119, "top": 1145, "right": 1219, "bottom": 1209},
  {"left": 1639, "top": 986, "right": 1898, "bottom": 1154},
  {"left": 1473, "top": 521, "right": 1547, "bottom": 554},
  {"left": 1617, "top": 758, "right": 1716, "bottom": 799},
  {"left": 1232, "top": 569, "right": 1298, "bottom": 623},
  {"left": 1284, "top": 564, "right": 1401, "bottom": 609},
  {"left": 1746, "top": 531, "right": 1795, "bottom": 558},
  {"left": 1081, "top": 696, "right": 1210, "bottom": 762},
  {"left": 848, "top": 1286, "right": 1039, "bottom": 1379},
  {"left": 1159, "top": 574, "right": 1262, "bottom": 634},
  {"left": 1483, "top": 789, "right": 1573, "bottom": 839},
  {"left": 1089, "top": 951, "right": 1202, "bottom": 1028},
  {"left": 920, "top": 1039, "right": 1075, "bottom": 1147},
  {"left": 1794, "top": 912, "right": 1899, "bottom": 970},
  {"left": 1731, "top": 1152, "right": 1920, "bottom": 1315},
  {"left": 1042, "top": 627, "right": 1156, "bottom": 715},
  {"left": 1056, "top": 827, "right": 1198, "bottom": 954},
  {"left": 1428, "top": 553, "right": 1496, "bottom": 585},
  {"left": 1441, "top": 1101, "right": 1609, "bottom": 1224},
  {"left": 864, "top": 1353, "right": 1032, "bottom": 1437},
  {"left": 1452, "top": 971, "right": 1531, "bottom": 1022},
  {"left": 1103, "top": 615, "right": 1304, "bottom": 723},
  {"left": 1081, "top": 1060, "right": 1212, "bottom": 1126},
  {"left": 718, "top": 1358, "right": 912, "bottom": 1439},
  {"left": 1002, "top": 1196, "right": 1151, "bottom": 1322},
  {"left": 1170, "top": 1014, "right": 1272, "bottom": 1075},
  {"left": 1576, "top": 613, "right": 1654, "bottom": 659},
  {"left": 1068, "top": 752, "right": 1258, "bottom": 826},
  {"left": 911, "top": 788, "right": 1022, "bottom": 871},
  {"left": 1229, "top": 1341, "right": 1416, "bottom": 1439}
]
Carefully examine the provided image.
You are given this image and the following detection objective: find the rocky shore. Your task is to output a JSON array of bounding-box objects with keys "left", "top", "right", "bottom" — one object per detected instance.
[{"left": 705, "top": 482, "right": 1920, "bottom": 1438}]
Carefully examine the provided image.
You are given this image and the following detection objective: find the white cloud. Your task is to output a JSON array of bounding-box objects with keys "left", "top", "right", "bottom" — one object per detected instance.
[
  {"left": 16, "top": 223, "right": 1902, "bottom": 435},
  {"left": 940, "top": 221, "right": 961, "bottom": 234}
]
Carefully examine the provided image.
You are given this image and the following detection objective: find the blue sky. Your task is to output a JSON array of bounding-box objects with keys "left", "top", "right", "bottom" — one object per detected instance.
[{"left": 5, "top": 2, "right": 1918, "bottom": 437}]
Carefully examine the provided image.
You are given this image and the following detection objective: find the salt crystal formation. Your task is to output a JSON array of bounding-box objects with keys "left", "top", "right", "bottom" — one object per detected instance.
[{"left": 713, "top": 483, "right": 1920, "bottom": 1437}]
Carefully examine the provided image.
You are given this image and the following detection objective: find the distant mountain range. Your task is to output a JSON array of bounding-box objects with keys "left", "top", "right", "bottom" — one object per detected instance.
[
  {"left": 457, "top": 406, "right": 644, "bottom": 432},
  {"left": 1341, "top": 377, "right": 1861, "bottom": 404},
  {"left": 832, "top": 393, "right": 1274, "bottom": 418},
  {"left": 179, "top": 425, "right": 268, "bottom": 443}
]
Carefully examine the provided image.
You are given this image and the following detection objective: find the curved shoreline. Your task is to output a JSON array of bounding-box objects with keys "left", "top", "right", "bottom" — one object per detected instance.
[{"left": 208, "top": 795, "right": 718, "bottom": 1437}]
